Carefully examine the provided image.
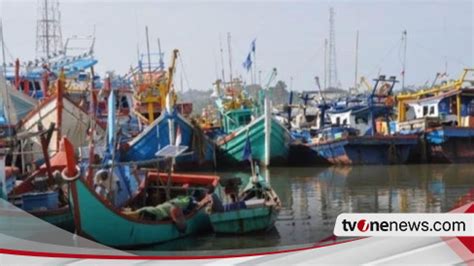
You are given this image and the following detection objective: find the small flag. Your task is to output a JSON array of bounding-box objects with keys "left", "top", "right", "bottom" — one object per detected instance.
[
  {"left": 242, "top": 53, "right": 252, "bottom": 72},
  {"left": 251, "top": 38, "right": 256, "bottom": 53},
  {"left": 175, "top": 125, "right": 182, "bottom": 146},
  {"left": 242, "top": 133, "right": 252, "bottom": 162}
]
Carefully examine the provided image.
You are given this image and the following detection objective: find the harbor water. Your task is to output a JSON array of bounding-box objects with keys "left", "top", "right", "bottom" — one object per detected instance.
[{"left": 139, "top": 164, "right": 474, "bottom": 252}]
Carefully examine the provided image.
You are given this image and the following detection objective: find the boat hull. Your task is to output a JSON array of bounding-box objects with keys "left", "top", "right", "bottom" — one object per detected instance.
[
  {"left": 426, "top": 127, "right": 474, "bottom": 163},
  {"left": 210, "top": 206, "right": 278, "bottom": 234},
  {"left": 31, "top": 207, "right": 74, "bottom": 232},
  {"left": 308, "top": 136, "right": 417, "bottom": 165},
  {"left": 123, "top": 110, "right": 216, "bottom": 169},
  {"left": 217, "top": 117, "right": 291, "bottom": 166},
  {"left": 70, "top": 178, "right": 212, "bottom": 248},
  {"left": 19, "top": 94, "right": 104, "bottom": 164}
]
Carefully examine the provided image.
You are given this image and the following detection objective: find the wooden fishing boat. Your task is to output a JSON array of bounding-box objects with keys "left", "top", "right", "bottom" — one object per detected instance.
[
  {"left": 299, "top": 75, "right": 418, "bottom": 165},
  {"left": 209, "top": 174, "right": 281, "bottom": 234},
  {"left": 64, "top": 88, "right": 219, "bottom": 247},
  {"left": 216, "top": 113, "right": 291, "bottom": 166},
  {"left": 17, "top": 72, "right": 104, "bottom": 169},
  {"left": 69, "top": 167, "right": 218, "bottom": 247},
  {"left": 121, "top": 99, "right": 216, "bottom": 169},
  {"left": 212, "top": 78, "right": 291, "bottom": 167},
  {"left": 65, "top": 141, "right": 219, "bottom": 247},
  {"left": 396, "top": 69, "right": 474, "bottom": 163},
  {"left": 6, "top": 137, "right": 75, "bottom": 231},
  {"left": 306, "top": 128, "right": 418, "bottom": 165}
]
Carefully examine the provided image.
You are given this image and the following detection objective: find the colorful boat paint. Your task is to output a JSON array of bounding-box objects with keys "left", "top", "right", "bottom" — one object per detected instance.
[
  {"left": 307, "top": 133, "right": 418, "bottom": 165},
  {"left": 209, "top": 175, "right": 281, "bottom": 234},
  {"left": 210, "top": 206, "right": 278, "bottom": 234},
  {"left": 396, "top": 69, "right": 474, "bottom": 163},
  {"left": 7, "top": 142, "right": 76, "bottom": 231},
  {"left": 216, "top": 115, "right": 291, "bottom": 166},
  {"left": 69, "top": 175, "right": 213, "bottom": 247},
  {"left": 122, "top": 109, "right": 216, "bottom": 169},
  {"left": 18, "top": 74, "right": 104, "bottom": 166},
  {"left": 426, "top": 126, "right": 474, "bottom": 163}
]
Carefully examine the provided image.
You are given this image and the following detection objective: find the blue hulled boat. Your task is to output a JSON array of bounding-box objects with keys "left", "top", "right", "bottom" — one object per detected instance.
[
  {"left": 301, "top": 75, "right": 418, "bottom": 165},
  {"left": 121, "top": 107, "right": 216, "bottom": 169}
]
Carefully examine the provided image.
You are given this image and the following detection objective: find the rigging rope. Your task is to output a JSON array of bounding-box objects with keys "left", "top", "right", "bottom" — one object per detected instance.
[{"left": 178, "top": 54, "right": 192, "bottom": 91}]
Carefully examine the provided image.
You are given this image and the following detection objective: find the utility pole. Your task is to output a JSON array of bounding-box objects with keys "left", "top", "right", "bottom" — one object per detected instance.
[{"left": 36, "top": 0, "right": 63, "bottom": 60}]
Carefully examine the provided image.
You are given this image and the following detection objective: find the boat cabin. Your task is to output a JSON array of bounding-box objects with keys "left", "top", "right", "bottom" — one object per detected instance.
[
  {"left": 222, "top": 109, "right": 253, "bottom": 134},
  {"left": 400, "top": 88, "right": 474, "bottom": 129}
]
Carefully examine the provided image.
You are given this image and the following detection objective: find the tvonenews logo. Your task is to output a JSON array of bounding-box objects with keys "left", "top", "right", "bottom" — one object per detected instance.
[{"left": 334, "top": 214, "right": 474, "bottom": 237}]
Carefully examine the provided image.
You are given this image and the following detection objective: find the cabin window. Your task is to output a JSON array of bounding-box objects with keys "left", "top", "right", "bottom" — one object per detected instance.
[
  {"left": 468, "top": 100, "right": 474, "bottom": 116},
  {"left": 429, "top": 106, "right": 435, "bottom": 115},
  {"left": 120, "top": 96, "right": 129, "bottom": 109},
  {"left": 336, "top": 117, "right": 341, "bottom": 126},
  {"left": 343, "top": 119, "right": 347, "bottom": 125},
  {"left": 423, "top": 106, "right": 428, "bottom": 116}
]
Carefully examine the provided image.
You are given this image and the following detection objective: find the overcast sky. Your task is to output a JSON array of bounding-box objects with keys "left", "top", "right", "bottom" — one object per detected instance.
[{"left": 0, "top": 0, "right": 472, "bottom": 91}]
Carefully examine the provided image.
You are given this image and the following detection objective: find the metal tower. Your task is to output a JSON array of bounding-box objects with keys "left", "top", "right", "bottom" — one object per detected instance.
[
  {"left": 35, "top": 0, "right": 63, "bottom": 60},
  {"left": 327, "top": 7, "right": 338, "bottom": 88}
]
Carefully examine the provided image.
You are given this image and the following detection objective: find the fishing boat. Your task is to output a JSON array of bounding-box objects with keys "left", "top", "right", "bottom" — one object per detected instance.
[
  {"left": 4, "top": 36, "right": 99, "bottom": 102},
  {"left": 63, "top": 88, "right": 218, "bottom": 247},
  {"left": 124, "top": 47, "right": 216, "bottom": 169},
  {"left": 212, "top": 76, "right": 291, "bottom": 167},
  {"left": 17, "top": 71, "right": 104, "bottom": 171},
  {"left": 5, "top": 135, "right": 74, "bottom": 231},
  {"left": 68, "top": 161, "right": 217, "bottom": 247},
  {"left": 209, "top": 171, "right": 281, "bottom": 234},
  {"left": 121, "top": 98, "right": 216, "bottom": 169},
  {"left": 397, "top": 69, "right": 474, "bottom": 163},
  {"left": 303, "top": 75, "right": 418, "bottom": 165},
  {"left": 66, "top": 139, "right": 218, "bottom": 247}
]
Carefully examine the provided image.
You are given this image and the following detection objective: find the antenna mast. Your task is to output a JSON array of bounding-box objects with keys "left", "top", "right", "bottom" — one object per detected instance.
[
  {"left": 328, "top": 7, "right": 338, "bottom": 89},
  {"left": 145, "top": 26, "right": 152, "bottom": 82},
  {"left": 157, "top": 38, "right": 164, "bottom": 70},
  {"left": 323, "top": 38, "right": 328, "bottom": 90},
  {"left": 219, "top": 34, "right": 226, "bottom": 84},
  {"left": 0, "top": 20, "right": 6, "bottom": 76},
  {"left": 401, "top": 30, "right": 407, "bottom": 89},
  {"left": 227, "top": 32, "right": 233, "bottom": 86},
  {"left": 36, "top": 0, "right": 63, "bottom": 60},
  {"left": 354, "top": 30, "right": 359, "bottom": 91}
]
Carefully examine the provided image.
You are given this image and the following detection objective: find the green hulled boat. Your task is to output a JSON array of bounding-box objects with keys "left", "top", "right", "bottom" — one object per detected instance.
[
  {"left": 217, "top": 112, "right": 291, "bottom": 166},
  {"left": 69, "top": 174, "right": 216, "bottom": 247},
  {"left": 209, "top": 175, "right": 281, "bottom": 234},
  {"left": 213, "top": 78, "right": 291, "bottom": 167}
]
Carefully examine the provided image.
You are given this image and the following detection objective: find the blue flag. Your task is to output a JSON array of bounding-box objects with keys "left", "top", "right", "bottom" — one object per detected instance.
[
  {"left": 242, "top": 53, "right": 252, "bottom": 72},
  {"left": 251, "top": 38, "right": 256, "bottom": 53},
  {"left": 242, "top": 133, "right": 252, "bottom": 162}
]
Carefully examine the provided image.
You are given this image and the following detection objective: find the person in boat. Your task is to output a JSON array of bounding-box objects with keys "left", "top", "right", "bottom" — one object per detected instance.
[
  {"left": 94, "top": 169, "right": 111, "bottom": 199},
  {"left": 206, "top": 184, "right": 224, "bottom": 213}
]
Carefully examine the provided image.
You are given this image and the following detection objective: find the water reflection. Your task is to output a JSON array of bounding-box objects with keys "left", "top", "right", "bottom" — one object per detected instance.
[{"left": 142, "top": 164, "right": 474, "bottom": 252}]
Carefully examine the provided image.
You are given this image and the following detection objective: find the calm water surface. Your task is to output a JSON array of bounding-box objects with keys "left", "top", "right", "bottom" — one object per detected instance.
[{"left": 137, "top": 164, "right": 474, "bottom": 253}]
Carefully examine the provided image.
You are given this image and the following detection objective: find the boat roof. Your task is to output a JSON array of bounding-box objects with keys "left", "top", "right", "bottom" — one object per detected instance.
[{"left": 403, "top": 88, "right": 474, "bottom": 105}]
